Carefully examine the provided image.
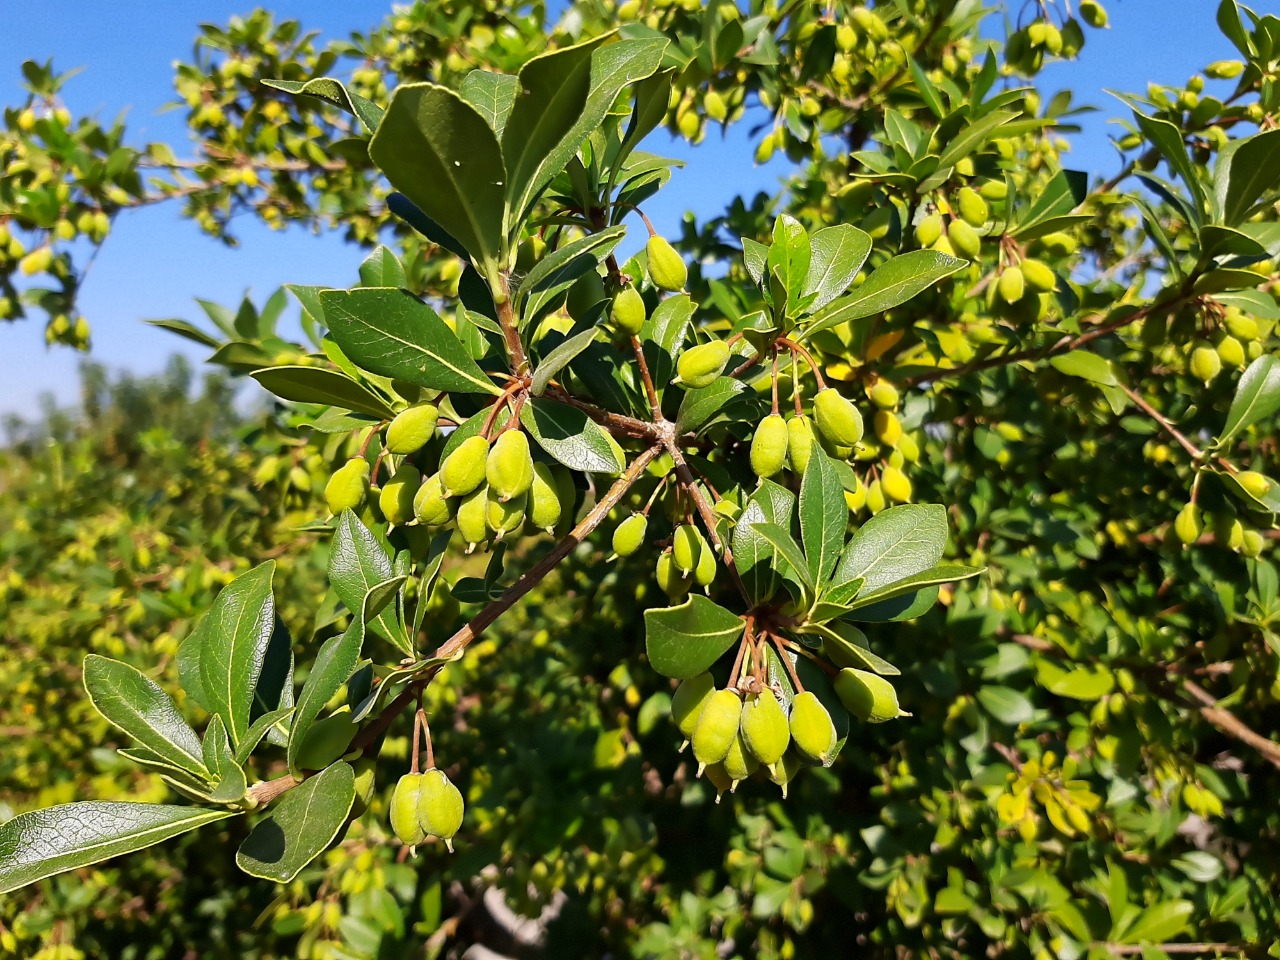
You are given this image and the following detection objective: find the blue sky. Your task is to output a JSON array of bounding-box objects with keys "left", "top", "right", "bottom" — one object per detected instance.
[{"left": 0, "top": 1, "right": 1239, "bottom": 418}]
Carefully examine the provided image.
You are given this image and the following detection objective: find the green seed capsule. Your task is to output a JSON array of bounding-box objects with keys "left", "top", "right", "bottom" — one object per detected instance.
[
  {"left": 835, "top": 668, "right": 904, "bottom": 722},
  {"left": 914, "top": 213, "right": 944, "bottom": 248},
  {"left": 722, "top": 731, "right": 759, "bottom": 787},
  {"left": 349, "top": 758, "right": 377, "bottom": 820},
  {"left": 612, "top": 512, "right": 648, "bottom": 559},
  {"left": 456, "top": 488, "right": 489, "bottom": 551},
  {"left": 527, "top": 463, "right": 562, "bottom": 533},
  {"left": 610, "top": 286, "right": 647, "bottom": 335},
  {"left": 417, "top": 769, "right": 464, "bottom": 851},
  {"left": 874, "top": 410, "right": 902, "bottom": 446},
  {"left": 956, "top": 186, "right": 989, "bottom": 227},
  {"left": 1237, "top": 470, "right": 1273, "bottom": 499},
  {"left": 787, "top": 415, "right": 815, "bottom": 476},
  {"left": 767, "top": 750, "right": 804, "bottom": 798},
  {"left": 740, "top": 690, "right": 789, "bottom": 769},
  {"left": 676, "top": 340, "right": 730, "bottom": 389},
  {"left": 391, "top": 773, "right": 426, "bottom": 846},
  {"left": 325, "top": 458, "right": 370, "bottom": 515},
  {"left": 789, "top": 691, "right": 836, "bottom": 765},
  {"left": 655, "top": 549, "right": 691, "bottom": 600},
  {"left": 379, "top": 464, "right": 421, "bottom": 526},
  {"left": 646, "top": 235, "right": 688, "bottom": 291},
  {"left": 703, "top": 761, "right": 734, "bottom": 802},
  {"left": 694, "top": 540, "right": 717, "bottom": 588},
  {"left": 515, "top": 235, "right": 546, "bottom": 273},
  {"left": 1079, "top": 0, "right": 1107, "bottom": 27},
  {"left": 1175, "top": 502, "right": 1202, "bottom": 545},
  {"left": 691, "top": 689, "right": 743, "bottom": 771},
  {"left": 704, "top": 89, "right": 728, "bottom": 122},
  {"left": 672, "top": 523, "right": 705, "bottom": 574},
  {"left": 1020, "top": 258, "right": 1056, "bottom": 292},
  {"left": 1190, "top": 344, "right": 1222, "bottom": 383},
  {"left": 385, "top": 402, "right": 439, "bottom": 454},
  {"left": 566, "top": 270, "right": 608, "bottom": 321},
  {"left": 440, "top": 435, "right": 489, "bottom": 498},
  {"left": 814, "top": 388, "right": 864, "bottom": 447},
  {"left": 294, "top": 709, "right": 359, "bottom": 771},
  {"left": 1241, "top": 529, "right": 1266, "bottom": 558},
  {"left": 485, "top": 489, "right": 526, "bottom": 540},
  {"left": 947, "top": 219, "right": 981, "bottom": 259},
  {"left": 998, "top": 265, "right": 1026, "bottom": 305},
  {"left": 1217, "top": 335, "right": 1245, "bottom": 369},
  {"left": 1225, "top": 310, "right": 1259, "bottom": 342},
  {"left": 750, "top": 414, "right": 790, "bottom": 478},
  {"left": 881, "top": 465, "right": 912, "bottom": 503},
  {"left": 413, "top": 473, "right": 452, "bottom": 527},
  {"left": 868, "top": 379, "right": 899, "bottom": 410},
  {"left": 671, "top": 672, "right": 716, "bottom": 741},
  {"left": 486, "top": 429, "right": 534, "bottom": 502}
]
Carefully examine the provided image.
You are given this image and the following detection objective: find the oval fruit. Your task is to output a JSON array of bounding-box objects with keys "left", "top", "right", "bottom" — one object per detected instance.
[
  {"left": 835, "top": 668, "right": 903, "bottom": 722},
  {"left": 390, "top": 773, "right": 426, "bottom": 846},
  {"left": 789, "top": 691, "right": 836, "bottom": 765},
  {"left": 740, "top": 690, "right": 789, "bottom": 769},
  {"left": 646, "top": 235, "right": 688, "bottom": 291},
  {"left": 379, "top": 464, "right": 421, "bottom": 526},
  {"left": 750, "top": 414, "right": 789, "bottom": 478},
  {"left": 486, "top": 429, "right": 534, "bottom": 502},
  {"left": 413, "top": 473, "right": 452, "bottom": 527},
  {"left": 325, "top": 458, "right": 370, "bottom": 515},
  {"left": 676, "top": 340, "right": 730, "bottom": 389},
  {"left": 612, "top": 512, "right": 648, "bottom": 558},
  {"left": 440, "top": 435, "right": 489, "bottom": 498},
  {"left": 691, "top": 689, "right": 743, "bottom": 770},
  {"left": 385, "top": 402, "right": 439, "bottom": 455},
  {"left": 814, "top": 388, "right": 864, "bottom": 447},
  {"left": 417, "top": 768, "right": 464, "bottom": 851}
]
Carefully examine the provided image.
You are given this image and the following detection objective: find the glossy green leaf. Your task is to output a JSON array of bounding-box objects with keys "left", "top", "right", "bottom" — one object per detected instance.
[
  {"left": 262, "top": 77, "right": 383, "bottom": 134},
  {"left": 286, "top": 622, "right": 364, "bottom": 779},
  {"left": 675, "top": 376, "right": 747, "bottom": 435},
  {"left": 802, "top": 224, "right": 872, "bottom": 313},
  {"left": 518, "top": 226, "right": 626, "bottom": 324},
  {"left": 846, "top": 562, "right": 984, "bottom": 609},
  {"left": 320, "top": 288, "right": 500, "bottom": 396},
  {"left": 752, "top": 522, "right": 815, "bottom": 592},
  {"left": 328, "top": 511, "right": 411, "bottom": 654},
  {"left": 833, "top": 504, "right": 947, "bottom": 595},
  {"left": 368, "top": 83, "right": 506, "bottom": 273},
  {"left": 1212, "top": 128, "right": 1280, "bottom": 226},
  {"left": 801, "top": 251, "right": 965, "bottom": 341},
  {"left": 358, "top": 246, "right": 407, "bottom": 289},
  {"left": 976, "top": 686, "right": 1034, "bottom": 725},
  {"left": 249, "top": 366, "right": 395, "bottom": 419},
  {"left": 83, "top": 655, "right": 207, "bottom": 779},
  {"left": 458, "top": 69, "right": 518, "bottom": 137},
  {"left": 644, "top": 595, "right": 744, "bottom": 679},
  {"left": 0, "top": 803, "right": 237, "bottom": 895},
  {"left": 1116, "top": 900, "right": 1194, "bottom": 944},
  {"left": 1048, "top": 351, "right": 1120, "bottom": 387},
  {"left": 531, "top": 327, "right": 601, "bottom": 396},
  {"left": 236, "top": 762, "right": 356, "bottom": 883},
  {"left": 1218, "top": 354, "right": 1280, "bottom": 445},
  {"left": 800, "top": 452, "right": 846, "bottom": 586},
  {"left": 1012, "top": 168, "right": 1087, "bottom": 237},
  {"left": 733, "top": 480, "right": 795, "bottom": 605},
  {"left": 520, "top": 399, "right": 625, "bottom": 474}
]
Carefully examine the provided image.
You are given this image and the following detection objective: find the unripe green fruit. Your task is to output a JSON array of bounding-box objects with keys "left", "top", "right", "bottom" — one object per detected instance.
[
  {"left": 413, "top": 473, "right": 452, "bottom": 527},
  {"left": 385, "top": 402, "right": 439, "bottom": 454},
  {"left": 677, "top": 109, "right": 700, "bottom": 139},
  {"left": 456, "top": 488, "right": 489, "bottom": 551},
  {"left": 325, "top": 458, "right": 370, "bottom": 515},
  {"left": 672, "top": 672, "right": 716, "bottom": 741},
  {"left": 814, "top": 388, "right": 864, "bottom": 447},
  {"left": 486, "top": 429, "right": 534, "bottom": 502},
  {"left": 1175, "top": 503, "right": 1202, "bottom": 545},
  {"left": 1206, "top": 59, "right": 1244, "bottom": 80},
  {"left": 1020, "top": 258, "right": 1056, "bottom": 292},
  {"left": 440, "top": 435, "right": 489, "bottom": 498},
  {"left": 676, "top": 340, "right": 730, "bottom": 388},
  {"left": 702, "top": 761, "right": 733, "bottom": 802},
  {"left": 379, "top": 464, "right": 421, "bottom": 526},
  {"left": 767, "top": 750, "right": 804, "bottom": 798},
  {"left": 1217, "top": 335, "right": 1246, "bottom": 369},
  {"left": 998, "top": 265, "right": 1026, "bottom": 305},
  {"left": 566, "top": 270, "right": 608, "bottom": 321},
  {"left": 646, "top": 235, "right": 688, "bottom": 291},
  {"left": 868, "top": 379, "right": 899, "bottom": 410},
  {"left": 655, "top": 550, "right": 691, "bottom": 600},
  {"left": 612, "top": 512, "right": 648, "bottom": 558},
  {"left": 417, "top": 769, "right": 464, "bottom": 851},
  {"left": 874, "top": 410, "right": 902, "bottom": 446},
  {"left": 1241, "top": 529, "right": 1266, "bottom": 558},
  {"left": 789, "top": 691, "right": 837, "bottom": 765},
  {"left": 704, "top": 89, "right": 728, "bottom": 123},
  {"left": 350, "top": 758, "right": 377, "bottom": 820},
  {"left": 295, "top": 709, "right": 359, "bottom": 771},
  {"left": 527, "top": 463, "right": 562, "bottom": 533},
  {"left": 956, "top": 187, "right": 989, "bottom": 227},
  {"left": 691, "top": 689, "right": 743, "bottom": 770},
  {"left": 750, "top": 414, "right": 790, "bottom": 478},
  {"left": 19, "top": 247, "right": 53, "bottom": 276},
  {"left": 694, "top": 540, "right": 717, "bottom": 587},
  {"left": 672, "top": 523, "right": 706, "bottom": 574},
  {"left": 740, "top": 690, "right": 789, "bottom": 769},
  {"left": 391, "top": 773, "right": 426, "bottom": 846},
  {"left": 485, "top": 489, "right": 527, "bottom": 539},
  {"left": 515, "top": 235, "right": 546, "bottom": 272},
  {"left": 881, "top": 465, "right": 912, "bottom": 503},
  {"left": 835, "top": 668, "right": 903, "bottom": 722},
  {"left": 610, "top": 286, "right": 647, "bottom": 335},
  {"left": 1238, "top": 470, "right": 1273, "bottom": 499},
  {"left": 978, "top": 179, "right": 1009, "bottom": 201},
  {"left": 914, "top": 213, "right": 943, "bottom": 248},
  {"left": 1079, "top": 0, "right": 1108, "bottom": 27},
  {"left": 947, "top": 219, "right": 981, "bottom": 259},
  {"left": 1038, "top": 232, "right": 1077, "bottom": 256},
  {"left": 1190, "top": 344, "right": 1222, "bottom": 383},
  {"left": 1225, "top": 312, "right": 1259, "bottom": 341},
  {"left": 860, "top": 206, "right": 894, "bottom": 239},
  {"left": 722, "top": 731, "right": 759, "bottom": 786},
  {"left": 787, "top": 415, "right": 816, "bottom": 476}
]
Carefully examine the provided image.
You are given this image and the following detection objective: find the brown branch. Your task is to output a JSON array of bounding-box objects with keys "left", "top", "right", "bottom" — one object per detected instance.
[
  {"left": 1099, "top": 944, "right": 1252, "bottom": 957},
  {"left": 632, "top": 334, "right": 664, "bottom": 421},
  {"left": 494, "top": 276, "right": 528, "bottom": 375},
  {"left": 1118, "top": 383, "right": 1204, "bottom": 460},
  {"left": 542, "top": 383, "right": 660, "bottom": 440}
]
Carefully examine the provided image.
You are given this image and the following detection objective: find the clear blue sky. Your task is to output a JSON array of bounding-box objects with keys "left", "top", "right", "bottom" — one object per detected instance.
[{"left": 0, "top": 2, "right": 1238, "bottom": 418}]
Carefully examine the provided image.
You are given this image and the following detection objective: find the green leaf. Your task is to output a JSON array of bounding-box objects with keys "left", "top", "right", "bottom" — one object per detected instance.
[
  {"left": 287, "top": 622, "right": 364, "bottom": 779},
  {"left": 676, "top": 377, "right": 747, "bottom": 435},
  {"left": 262, "top": 77, "right": 383, "bottom": 134},
  {"left": 803, "top": 224, "right": 872, "bottom": 313},
  {"left": 644, "top": 596, "right": 744, "bottom": 679},
  {"left": 752, "top": 522, "right": 815, "bottom": 592},
  {"left": 936, "top": 109, "right": 1020, "bottom": 170},
  {"left": 83, "top": 656, "right": 207, "bottom": 779},
  {"left": 457, "top": 69, "right": 519, "bottom": 137},
  {"left": 502, "top": 35, "right": 608, "bottom": 230},
  {"left": 801, "top": 251, "right": 966, "bottom": 341},
  {"left": 145, "top": 318, "right": 220, "bottom": 349},
  {"left": 320, "top": 288, "right": 500, "bottom": 396},
  {"left": 369, "top": 83, "right": 506, "bottom": 273},
  {"left": 833, "top": 504, "right": 947, "bottom": 594},
  {"left": 976, "top": 686, "right": 1034, "bottom": 725},
  {"left": 236, "top": 762, "right": 356, "bottom": 883},
  {"left": 1012, "top": 169, "right": 1087, "bottom": 237},
  {"left": 1128, "top": 108, "right": 1205, "bottom": 221},
  {"left": 385, "top": 193, "right": 469, "bottom": 260},
  {"left": 614, "top": 68, "right": 674, "bottom": 179},
  {"left": 358, "top": 246, "right": 407, "bottom": 288},
  {"left": 846, "top": 586, "right": 939, "bottom": 622},
  {"left": 233, "top": 708, "right": 295, "bottom": 766},
  {"left": 846, "top": 562, "right": 984, "bottom": 610},
  {"left": 1117, "top": 901, "right": 1194, "bottom": 945},
  {"left": 800, "top": 452, "right": 845, "bottom": 586},
  {"left": 1213, "top": 128, "right": 1280, "bottom": 226},
  {"left": 178, "top": 562, "right": 277, "bottom": 747},
  {"left": 1219, "top": 354, "right": 1280, "bottom": 445},
  {"left": 1048, "top": 351, "right": 1121, "bottom": 387},
  {"left": 249, "top": 366, "right": 395, "bottom": 419},
  {"left": 0, "top": 803, "right": 237, "bottom": 895},
  {"left": 329, "top": 511, "right": 411, "bottom": 654},
  {"left": 803, "top": 620, "right": 899, "bottom": 675},
  {"left": 733, "top": 480, "right": 795, "bottom": 605},
  {"left": 520, "top": 399, "right": 625, "bottom": 474},
  {"left": 766, "top": 214, "right": 811, "bottom": 316},
  {"left": 531, "top": 327, "right": 601, "bottom": 396},
  {"left": 518, "top": 226, "right": 626, "bottom": 324}
]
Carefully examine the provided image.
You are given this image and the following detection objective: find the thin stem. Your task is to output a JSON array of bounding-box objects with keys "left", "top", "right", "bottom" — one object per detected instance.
[
  {"left": 632, "top": 334, "right": 664, "bottom": 421},
  {"left": 768, "top": 632, "right": 805, "bottom": 692},
  {"left": 421, "top": 710, "right": 435, "bottom": 771},
  {"left": 410, "top": 706, "right": 422, "bottom": 774},
  {"left": 494, "top": 274, "right": 528, "bottom": 375},
  {"left": 1118, "top": 383, "right": 1204, "bottom": 461},
  {"left": 792, "top": 353, "right": 804, "bottom": 416},
  {"left": 542, "top": 383, "right": 661, "bottom": 440},
  {"left": 664, "top": 438, "right": 751, "bottom": 604},
  {"left": 778, "top": 338, "right": 827, "bottom": 389},
  {"left": 770, "top": 348, "right": 781, "bottom": 416}
]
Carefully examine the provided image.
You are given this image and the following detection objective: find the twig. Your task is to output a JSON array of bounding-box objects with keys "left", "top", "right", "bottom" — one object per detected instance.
[
  {"left": 632, "top": 334, "right": 664, "bottom": 421},
  {"left": 1118, "top": 383, "right": 1204, "bottom": 460}
]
